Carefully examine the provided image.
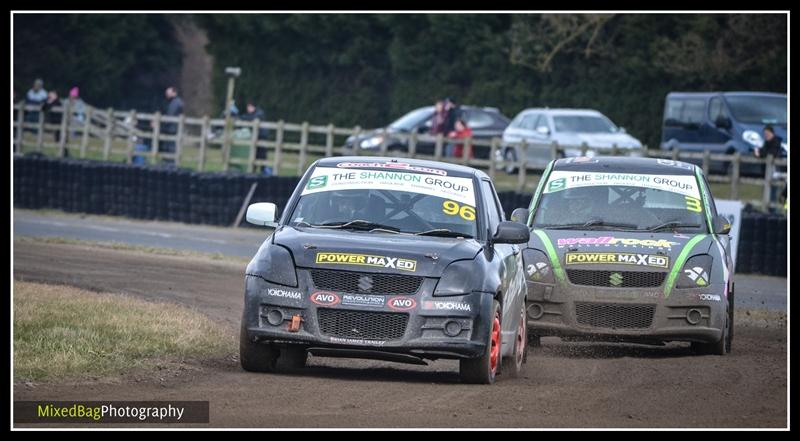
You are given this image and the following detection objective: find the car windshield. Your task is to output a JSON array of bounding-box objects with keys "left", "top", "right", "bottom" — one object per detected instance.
[
  {"left": 288, "top": 167, "right": 478, "bottom": 237},
  {"left": 553, "top": 115, "right": 617, "bottom": 133},
  {"left": 532, "top": 171, "right": 707, "bottom": 233},
  {"left": 388, "top": 108, "right": 434, "bottom": 131},
  {"left": 725, "top": 95, "right": 787, "bottom": 125}
]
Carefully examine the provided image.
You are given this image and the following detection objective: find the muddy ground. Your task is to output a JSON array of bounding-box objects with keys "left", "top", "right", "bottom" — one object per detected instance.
[{"left": 13, "top": 241, "right": 787, "bottom": 428}]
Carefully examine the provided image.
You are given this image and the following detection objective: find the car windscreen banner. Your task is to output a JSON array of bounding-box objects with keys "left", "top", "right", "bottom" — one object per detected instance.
[
  {"left": 302, "top": 166, "right": 476, "bottom": 207},
  {"left": 715, "top": 199, "right": 743, "bottom": 270},
  {"left": 543, "top": 171, "right": 701, "bottom": 199}
]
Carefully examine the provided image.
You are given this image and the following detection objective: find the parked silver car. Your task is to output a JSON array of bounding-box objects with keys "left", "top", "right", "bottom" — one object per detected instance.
[{"left": 498, "top": 108, "right": 644, "bottom": 174}]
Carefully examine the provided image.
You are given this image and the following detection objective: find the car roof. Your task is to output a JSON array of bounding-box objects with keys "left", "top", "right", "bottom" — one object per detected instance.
[
  {"left": 314, "top": 156, "right": 489, "bottom": 179},
  {"left": 518, "top": 108, "right": 605, "bottom": 116},
  {"left": 552, "top": 156, "right": 698, "bottom": 176},
  {"left": 666, "top": 91, "right": 787, "bottom": 99}
]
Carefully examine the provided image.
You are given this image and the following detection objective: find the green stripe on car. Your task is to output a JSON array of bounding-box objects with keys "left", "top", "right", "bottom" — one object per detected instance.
[
  {"left": 664, "top": 234, "right": 707, "bottom": 298},
  {"left": 533, "top": 229, "right": 565, "bottom": 284}
]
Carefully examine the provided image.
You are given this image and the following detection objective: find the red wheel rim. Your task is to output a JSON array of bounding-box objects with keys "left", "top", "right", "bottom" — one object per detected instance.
[
  {"left": 490, "top": 312, "right": 501, "bottom": 374},
  {"left": 516, "top": 308, "right": 526, "bottom": 365}
]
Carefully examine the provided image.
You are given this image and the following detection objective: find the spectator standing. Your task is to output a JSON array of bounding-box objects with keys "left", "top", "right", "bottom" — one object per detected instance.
[
  {"left": 24, "top": 78, "right": 48, "bottom": 130},
  {"left": 239, "top": 99, "right": 272, "bottom": 174},
  {"left": 755, "top": 125, "right": 784, "bottom": 212},
  {"left": 67, "top": 87, "right": 87, "bottom": 140},
  {"left": 41, "top": 90, "right": 63, "bottom": 144},
  {"left": 443, "top": 97, "right": 461, "bottom": 134},
  {"left": 160, "top": 86, "right": 184, "bottom": 163},
  {"left": 448, "top": 118, "right": 474, "bottom": 160},
  {"left": 430, "top": 99, "right": 448, "bottom": 136}
]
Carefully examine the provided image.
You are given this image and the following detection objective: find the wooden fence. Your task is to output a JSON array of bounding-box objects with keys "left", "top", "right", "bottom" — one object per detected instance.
[{"left": 13, "top": 102, "right": 787, "bottom": 210}]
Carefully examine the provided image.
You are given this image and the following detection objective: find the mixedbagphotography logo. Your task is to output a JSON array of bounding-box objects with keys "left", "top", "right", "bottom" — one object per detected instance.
[{"left": 14, "top": 401, "right": 210, "bottom": 424}]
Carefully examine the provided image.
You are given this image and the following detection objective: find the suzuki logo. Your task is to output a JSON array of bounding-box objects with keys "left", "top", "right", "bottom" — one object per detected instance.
[
  {"left": 609, "top": 272, "right": 623, "bottom": 286},
  {"left": 358, "top": 275, "right": 374, "bottom": 292}
]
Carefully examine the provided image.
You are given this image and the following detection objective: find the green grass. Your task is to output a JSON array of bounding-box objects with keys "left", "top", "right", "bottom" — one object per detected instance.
[{"left": 13, "top": 281, "right": 235, "bottom": 382}]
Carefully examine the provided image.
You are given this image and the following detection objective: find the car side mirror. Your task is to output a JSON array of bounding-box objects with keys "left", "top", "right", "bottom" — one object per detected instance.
[
  {"left": 536, "top": 126, "right": 550, "bottom": 136},
  {"left": 510, "top": 207, "right": 529, "bottom": 224},
  {"left": 493, "top": 221, "right": 530, "bottom": 244},
  {"left": 713, "top": 214, "right": 731, "bottom": 235},
  {"left": 715, "top": 117, "right": 732, "bottom": 129},
  {"left": 246, "top": 202, "right": 278, "bottom": 227}
]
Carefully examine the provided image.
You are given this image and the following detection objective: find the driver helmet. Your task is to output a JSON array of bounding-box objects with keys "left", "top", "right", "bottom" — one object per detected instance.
[{"left": 329, "top": 190, "right": 367, "bottom": 218}]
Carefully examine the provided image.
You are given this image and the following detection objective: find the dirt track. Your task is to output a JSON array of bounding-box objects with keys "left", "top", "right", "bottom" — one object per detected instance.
[{"left": 13, "top": 241, "right": 787, "bottom": 428}]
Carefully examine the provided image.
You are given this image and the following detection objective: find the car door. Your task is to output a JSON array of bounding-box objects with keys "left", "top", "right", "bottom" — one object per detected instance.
[{"left": 480, "top": 179, "right": 525, "bottom": 354}]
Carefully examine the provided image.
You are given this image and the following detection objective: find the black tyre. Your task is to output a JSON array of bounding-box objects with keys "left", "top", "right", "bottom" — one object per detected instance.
[
  {"left": 691, "top": 292, "right": 731, "bottom": 356},
  {"left": 503, "top": 301, "right": 528, "bottom": 377},
  {"left": 726, "top": 285, "right": 734, "bottom": 353},
  {"left": 460, "top": 299, "right": 502, "bottom": 384},
  {"left": 239, "top": 323, "right": 278, "bottom": 372},
  {"left": 276, "top": 346, "right": 308, "bottom": 371}
]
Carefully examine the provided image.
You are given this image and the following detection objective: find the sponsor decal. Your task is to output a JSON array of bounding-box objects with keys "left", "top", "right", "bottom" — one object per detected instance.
[
  {"left": 329, "top": 336, "right": 386, "bottom": 346},
  {"left": 310, "top": 292, "right": 341, "bottom": 306},
  {"left": 315, "top": 252, "right": 417, "bottom": 272},
  {"left": 696, "top": 293, "right": 721, "bottom": 302},
  {"left": 684, "top": 267, "right": 709, "bottom": 286},
  {"left": 526, "top": 262, "right": 550, "bottom": 280},
  {"left": 341, "top": 294, "right": 385, "bottom": 308},
  {"left": 562, "top": 156, "right": 599, "bottom": 164},
  {"left": 336, "top": 162, "right": 448, "bottom": 176},
  {"left": 422, "top": 300, "right": 472, "bottom": 312},
  {"left": 265, "top": 288, "right": 303, "bottom": 300},
  {"left": 565, "top": 252, "right": 670, "bottom": 269},
  {"left": 301, "top": 167, "right": 476, "bottom": 206},
  {"left": 543, "top": 171, "right": 701, "bottom": 199},
  {"left": 388, "top": 296, "right": 417, "bottom": 311},
  {"left": 609, "top": 272, "right": 624, "bottom": 286},
  {"left": 656, "top": 159, "right": 695, "bottom": 170},
  {"left": 556, "top": 236, "right": 680, "bottom": 249}
]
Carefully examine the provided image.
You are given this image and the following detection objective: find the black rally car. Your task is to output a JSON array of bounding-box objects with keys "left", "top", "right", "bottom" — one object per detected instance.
[{"left": 241, "top": 157, "right": 530, "bottom": 383}]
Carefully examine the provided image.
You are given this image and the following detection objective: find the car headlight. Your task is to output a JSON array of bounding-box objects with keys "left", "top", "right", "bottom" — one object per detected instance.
[
  {"left": 676, "top": 254, "right": 713, "bottom": 289},
  {"left": 246, "top": 244, "right": 298, "bottom": 287},
  {"left": 360, "top": 136, "right": 384, "bottom": 149},
  {"left": 434, "top": 260, "right": 476, "bottom": 296},
  {"left": 522, "top": 249, "right": 554, "bottom": 284},
  {"left": 742, "top": 130, "right": 763, "bottom": 148}
]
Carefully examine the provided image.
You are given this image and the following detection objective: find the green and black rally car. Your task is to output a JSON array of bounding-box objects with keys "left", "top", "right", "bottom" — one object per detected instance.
[
  {"left": 511, "top": 156, "right": 734, "bottom": 354},
  {"left": 241, "top": 157, "right": 530, "bottom": 383}
]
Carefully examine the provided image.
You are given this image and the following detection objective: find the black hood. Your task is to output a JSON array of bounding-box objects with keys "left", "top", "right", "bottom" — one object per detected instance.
[
  {"left": 273, "top": 226, "right": 483, "bottom": 277},
  {"left": 529, "top": 229, "right": 713, "bottom": 271}
]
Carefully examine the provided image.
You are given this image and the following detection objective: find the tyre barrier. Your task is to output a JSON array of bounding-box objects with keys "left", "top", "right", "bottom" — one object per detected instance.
[
  {"left": 14, "top": 155, "right": 786, "bottom": 275},
  {"left": 14, "top": 154, "right": 300, "bottom": 227}
]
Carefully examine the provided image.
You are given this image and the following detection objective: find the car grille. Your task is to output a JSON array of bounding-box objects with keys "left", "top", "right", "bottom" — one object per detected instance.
[
  {"left": 574, "top": 302, "right": 655, "bottom": 329},
  {"left": 566, "top": 269, "right": 666, "bottom": 288},
  {"left": 317, "top": 308, "right": 408, "bottom": 340},
  {"left": 310, "top": 269, "right": 422, "bottom": 294}
]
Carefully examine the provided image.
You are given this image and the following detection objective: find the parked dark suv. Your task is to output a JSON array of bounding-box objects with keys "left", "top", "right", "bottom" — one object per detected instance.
[{"left": 343, "top": 106, "right": 510, "bottom": 159}]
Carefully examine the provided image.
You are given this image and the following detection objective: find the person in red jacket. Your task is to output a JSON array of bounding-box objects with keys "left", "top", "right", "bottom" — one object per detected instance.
[{"left": 448, "top": 118, "right": 474, "bottom": 159}]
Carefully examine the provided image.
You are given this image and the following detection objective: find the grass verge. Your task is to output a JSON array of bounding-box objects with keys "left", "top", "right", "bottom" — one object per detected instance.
[{"left": 13, "top": 281, "right": 235, "bottom": 382}]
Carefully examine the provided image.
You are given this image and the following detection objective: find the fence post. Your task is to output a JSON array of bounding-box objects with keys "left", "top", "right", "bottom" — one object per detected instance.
[
  {"left": 702, "top": 149, "right": 710, "bottom": 176},
  {"left": 247, "top": 118, "right": 260, "bottom": 173},
  {"left": 434, "top": 134, "right": 444, "bottom": 162},
  {"left": 488, "top": 137, "right": 499, "bottom": 180},
  {"left": 15, "top": 103, "right": 24, "bottom": 153},
  {"left": 550, "top": 141, "right": 558, "bottom": 162},
  {"left": 80, "top": 106, "right": 93, "bottom": 158},
  {"left": 462, "top": 136, "right": 472, "bottom": 165},
  {"left": 325, "top": 124, "right": 334, "bottom": 157},
  {"left": 35, "top": 107, "right": 45, "bottom": 152},
  {"left": 175, "top": 114, "right": 185, "bottom": 167},
  {"left": 762, "top": 154, "right": 775, "bottom": 211},
  {"left": 274, "top": 120, "right": 285, "bottom": 175},
  {"left": 379, "top": 128, "right": 389, "bottom": 156},
  {"left": 57, "top": 101, "right": 70, "bottom": 157},
  {"left": 671, "top": 148, "right": 679, "bottom": 161},
  {"left": 198, "top": 116, "right": 209, "bottom": 171},
  {"left": 517, "top": 142, "right": 528, "bottom": 193},
  {"left": 352, "top": 126, "right": 362, "bottom": 156},
  {"left": 610, "top": 143, "right": 619, "bottom": 157},
  {"left": 580, "top": 142, "right": 588, "bottom": 156},
  {"left": 125, "top": 110, "right": 137, "bottom": 164},
  {"left": 409, "top": 131, "right": 418, "bottom": 158},
  {"left": 151, "top": 112, "right": 161, "bottom": 164},
  {"left": 730, "top": 152, "right": 740, "bottom": 200},
  {"left": 102, "top": 107, "right": 113, "bottom": 160},
  {"left": 298, "top": 121, "right": 309, "bottom": 175}
]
